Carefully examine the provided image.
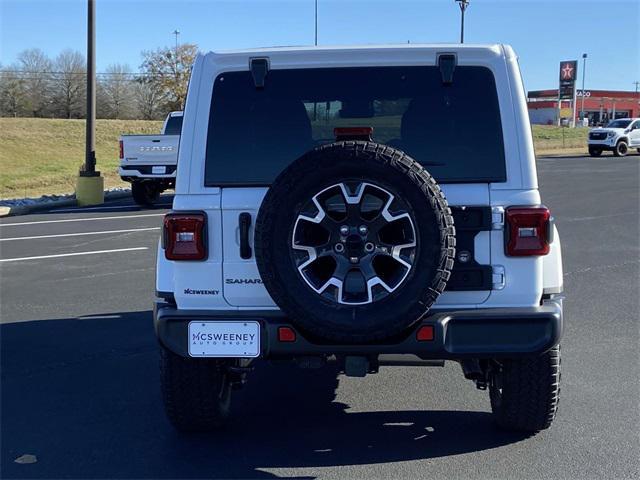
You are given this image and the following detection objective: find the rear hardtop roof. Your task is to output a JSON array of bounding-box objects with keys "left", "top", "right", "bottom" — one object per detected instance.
[{"left": 202, "top": 43, "right": 511, "bottom": 64}]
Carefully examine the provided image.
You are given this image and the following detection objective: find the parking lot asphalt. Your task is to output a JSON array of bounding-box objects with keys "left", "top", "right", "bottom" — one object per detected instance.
[{"left": 1, "top": 155, "right": 639, "bottom": 479}]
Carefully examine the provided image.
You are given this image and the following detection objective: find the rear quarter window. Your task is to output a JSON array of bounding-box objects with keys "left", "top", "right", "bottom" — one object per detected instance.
[
  {"left": 164, "top": 115, "right": 183, "bottom": 135},
  {"left": 205, "top": 65, "right": 506, "bottom": 185}
]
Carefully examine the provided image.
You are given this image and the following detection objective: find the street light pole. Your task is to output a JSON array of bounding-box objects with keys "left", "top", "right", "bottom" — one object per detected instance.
[
  {"left": 76, "top": 0, "right": 103, "bottom": 206},
  {"left": 172, "top": 29, "right": 180, "bottom": 74},
  {"left": 314, "top": 0, "right": 318, "bottom": 46},
  {"left": 83, "top": 0, "right": 97, "bottom": 177},
  {"left": 580, "top": 53, "right": 587, "bottom": 124},
  {"left": 455, "top": 0, "right": 470, "bottom": 43},
  {"left": 173, "top": 29, "right": 180, "bottom": 55}
]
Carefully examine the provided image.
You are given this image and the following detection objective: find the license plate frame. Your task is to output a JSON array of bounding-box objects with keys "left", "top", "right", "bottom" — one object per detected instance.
[
  {"left": 152, "top": 166, "right": 166, "bottom": 174},
  {"left": 188, "top": 321, "right": 261, "bottom": 358}
]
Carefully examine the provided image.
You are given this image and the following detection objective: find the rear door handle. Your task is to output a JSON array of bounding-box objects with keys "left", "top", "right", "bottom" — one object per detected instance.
[{"left": 239, "top": 212, "right": 252, "bottom": 259}]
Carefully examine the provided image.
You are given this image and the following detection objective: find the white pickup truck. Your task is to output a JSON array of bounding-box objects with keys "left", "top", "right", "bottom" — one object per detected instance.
[
  {"left": 587, "top": 118, "right": 640, "bottom": 157},
  {"left": 119, "top": 111, "right": 183, "bottom": 205}
]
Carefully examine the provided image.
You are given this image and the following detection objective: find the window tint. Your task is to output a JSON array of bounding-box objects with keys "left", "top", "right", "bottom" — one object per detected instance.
[
  {"left": 164, "top": 115, "right": 183, "bottom": 135},
  {"left": 205, "top": 66, "right": 506, "bottom": 185}
]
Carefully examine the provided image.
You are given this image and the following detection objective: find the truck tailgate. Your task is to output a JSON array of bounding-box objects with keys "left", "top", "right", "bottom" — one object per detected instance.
[{"left": 121, "top": 135, "right": 179, "bottom": 165}]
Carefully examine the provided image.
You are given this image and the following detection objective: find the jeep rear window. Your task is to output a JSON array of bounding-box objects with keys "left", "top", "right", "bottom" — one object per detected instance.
[{"left": 205, "top": 66, "right": 506, "bottom": 185}]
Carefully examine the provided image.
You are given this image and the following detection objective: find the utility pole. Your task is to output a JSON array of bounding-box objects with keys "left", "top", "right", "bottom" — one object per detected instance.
[
  {"left": 76, "top": 0, "right": 104, "bottom": 206},
  {"left": 633, "top": 81, "right": 640, "bottom": 93},
  {"left": 455, "top": 0, "right": 470, "bottom": 43},
  {"left": 314, "top": 0, "right": 318, "bottom": 46}
]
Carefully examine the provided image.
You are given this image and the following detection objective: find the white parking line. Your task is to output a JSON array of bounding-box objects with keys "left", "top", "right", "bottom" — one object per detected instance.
[
  {"left": 0, "top": 247, "right": 149, "bottom": 263},
  {"left": 0, "top": 227, "right": 160, "bottom": 242},
  {"left": 0, "top": 213, "right": 165, "bottom": 227}
]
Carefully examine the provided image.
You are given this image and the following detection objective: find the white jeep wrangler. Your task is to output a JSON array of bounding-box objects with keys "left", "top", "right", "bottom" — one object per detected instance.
[{"left": 154, "top": 44, "right": 564, "bottom": 433}]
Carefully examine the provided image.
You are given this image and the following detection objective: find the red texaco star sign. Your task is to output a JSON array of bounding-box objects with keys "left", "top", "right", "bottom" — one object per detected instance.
[{"left": 561, "top": 63, "right": 574, "bottom": 80}]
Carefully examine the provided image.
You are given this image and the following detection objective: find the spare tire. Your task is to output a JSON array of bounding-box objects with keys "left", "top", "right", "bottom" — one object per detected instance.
[{"left": 255, "top": 142, "right": 455, "bottom": 343}]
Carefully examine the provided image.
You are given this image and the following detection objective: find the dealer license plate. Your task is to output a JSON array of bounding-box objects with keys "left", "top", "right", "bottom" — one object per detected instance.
[
  {"left": 152, "top": 166, "right": 166, "bottom": 174},
  {"left": 188, "top": 321, "right": 260, "bottom": 358}
]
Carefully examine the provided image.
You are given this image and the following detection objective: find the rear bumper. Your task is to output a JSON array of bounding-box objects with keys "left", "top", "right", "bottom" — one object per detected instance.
[
  {"left": 154, "top": 297, "right": 563, "bottom": 360},
  {"left": 119, "top": 166, "right": 177, "bottom": 180}
]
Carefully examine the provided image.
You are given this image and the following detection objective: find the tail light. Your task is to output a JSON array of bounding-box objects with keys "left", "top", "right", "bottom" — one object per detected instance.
[
  {"left": 505, "top": 206, "right": 552, "bottom": 256},
  {"left": 163, "top": 212, "right": 207, "bottom": 260},
  {"left": 119, "top": 140, "right": 124, "bottom": 159}
]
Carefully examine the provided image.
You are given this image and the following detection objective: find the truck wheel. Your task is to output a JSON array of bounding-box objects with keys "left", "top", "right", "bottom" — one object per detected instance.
[
  {"left": 255, "top": 141, "right": 455, "bottom": 343},
  {"left": 131, "top": 181, "right": 160, "bottom": 206},
  {"left": 160, "top": 345, "right": 232, "bottom": 431},
  {"left": 614, "top": 140, "right": 628, "bottom": 157},
  {"left": 489, "top": 345, "right": 561, "bottom": 432},
  {"left": 588, "top": 146, "right": 602, "bottom": 157}
]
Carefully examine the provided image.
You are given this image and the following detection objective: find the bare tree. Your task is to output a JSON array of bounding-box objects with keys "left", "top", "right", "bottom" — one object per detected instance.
[
  {"left": 139, "top": 43, "right": 197, "bottom": 112},
  {"left": 98, "top": 63, "right": 134, "bottom": 118},
  {"left": 133, "top": 78, "right": 164, "bottom": 120},
  {"left": 17, "top": 48, "right": 52, "bottom": 117},
  {"left": 51, "top": 49, "right": 86, "bottom": 118},
  {"left": 0, "top": 63, "right": 27, "bottom": 117}
]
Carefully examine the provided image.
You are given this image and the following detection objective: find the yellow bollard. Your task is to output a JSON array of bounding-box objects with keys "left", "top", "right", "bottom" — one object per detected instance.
[{"left": 75, "top": 175, "right": 105, "bottom": 206}]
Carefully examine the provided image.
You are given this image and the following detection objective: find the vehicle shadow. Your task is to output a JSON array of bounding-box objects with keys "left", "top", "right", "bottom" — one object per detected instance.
[
  {"left": 1, "top": 312, "right": 529, "bottom": 479},
  {"left": 36, "top": 193, "right": 176, "bottom": 216}
]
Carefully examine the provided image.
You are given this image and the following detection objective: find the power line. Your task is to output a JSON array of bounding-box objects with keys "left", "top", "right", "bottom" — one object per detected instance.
[{"left": 0, "top": 70, "right": 172, "bottom": 77}]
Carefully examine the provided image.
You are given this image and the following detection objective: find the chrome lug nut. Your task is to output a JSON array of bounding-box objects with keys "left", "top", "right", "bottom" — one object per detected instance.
[
  {"left": 334, "top": 243, "right": 345, "bottom": 253},
  {"left": 358, "top": 225, "right": 368, "bottom": 235},
  {"left": 340, "top": 225, "right": 349, "bottom": 236},
  {"left": 364, "top": 242, "right": 375, "bottom": 253}
]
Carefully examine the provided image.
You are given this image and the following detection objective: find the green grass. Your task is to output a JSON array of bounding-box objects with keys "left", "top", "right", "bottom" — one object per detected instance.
[
  {"left": 0, "top": 118, "right": 162, "bottom": 199},
  {"left": 531, "top": 125, "right": 588, "bottom": 151},
  {"left": 0, "top": 119, "right": 588, "bottom": 199}
]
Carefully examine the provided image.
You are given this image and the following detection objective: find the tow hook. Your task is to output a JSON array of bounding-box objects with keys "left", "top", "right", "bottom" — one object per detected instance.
[
  {"left": 227, "top": 360, "right": 253, "bottom": 389},
  {"left": 460, "top": 358, "right": 492, "bottom": 390}
]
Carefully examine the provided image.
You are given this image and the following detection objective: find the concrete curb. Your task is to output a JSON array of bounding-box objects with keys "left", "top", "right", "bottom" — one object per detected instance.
[{"left": 0, "top": 190, "right": 132, "bottom": 217}]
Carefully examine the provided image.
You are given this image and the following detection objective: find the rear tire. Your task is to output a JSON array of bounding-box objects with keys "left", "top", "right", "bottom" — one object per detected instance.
[
  {"left": 160, "top": 345, "right": 232, "bottom": 432},
  {"left": 489, "top": 345, "right": 561, "bottom": 432},
  {"left": 614, "top": 140, "right": 628, "bottom": 157},
  {"left": 131, "top": 181, "right": 160, "bottom": 206},
  {"left": 588, "top": 146, "right": 602, "bottom": 157}
]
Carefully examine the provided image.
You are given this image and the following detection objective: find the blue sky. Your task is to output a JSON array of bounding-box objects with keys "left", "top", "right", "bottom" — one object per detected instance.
[{"left": 1, "top": 0, "right": 638, "bottom": 92}]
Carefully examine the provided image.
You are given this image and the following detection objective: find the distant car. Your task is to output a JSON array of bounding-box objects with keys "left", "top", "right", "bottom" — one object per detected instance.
[
  {"left": 119, "top": 111, "right": 183, "bottom": 205},
  {"left": 587, "top": 118, "right": 640, "bottom": 157}
]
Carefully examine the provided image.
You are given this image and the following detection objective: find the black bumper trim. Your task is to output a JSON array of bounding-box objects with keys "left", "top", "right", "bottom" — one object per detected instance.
[
  {"left": 154, "top": 299, "right": 562, "bottom": 360},
  {"left": 121, "top": 165, "right": 177, "bottom": 175}
]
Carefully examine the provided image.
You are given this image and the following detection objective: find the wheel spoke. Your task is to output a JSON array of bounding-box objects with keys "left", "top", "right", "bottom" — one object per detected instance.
[{"left": 292, "top": 181, "right": 417, "bottom": 305}]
